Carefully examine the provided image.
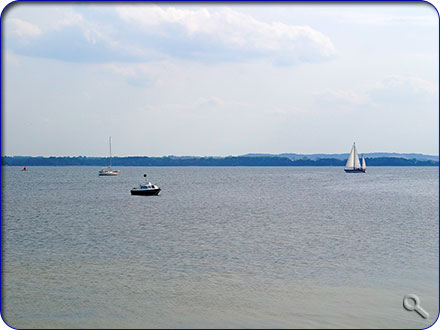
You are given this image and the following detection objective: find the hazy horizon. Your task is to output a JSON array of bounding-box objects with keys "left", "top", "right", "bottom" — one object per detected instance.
[
  {"left": 3, "top": 151, "right": 439, "bottom": 158},
  {"left": 3, "top": 3, "right": 439, "bottom": 157}
]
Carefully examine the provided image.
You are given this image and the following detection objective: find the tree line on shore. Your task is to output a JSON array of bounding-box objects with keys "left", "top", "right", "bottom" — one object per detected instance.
[{"left": 1, "top": 156, "right": 438, "bottom": 166}]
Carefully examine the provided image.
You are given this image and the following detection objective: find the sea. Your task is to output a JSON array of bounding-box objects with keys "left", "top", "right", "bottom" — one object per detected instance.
[{"left": 1, "top": 166, "right": 438, "bottom": 329}]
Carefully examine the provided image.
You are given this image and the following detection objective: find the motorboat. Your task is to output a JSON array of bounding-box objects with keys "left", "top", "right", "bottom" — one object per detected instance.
[{"left": 131, "top": 174, "right": 161, "bottom": 196}]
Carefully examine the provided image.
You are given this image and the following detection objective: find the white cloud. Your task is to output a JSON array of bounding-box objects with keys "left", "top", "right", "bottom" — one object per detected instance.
[
  {"left": 369, "top": 75, "right": 437, "bottom": 106},
  {"left": 7, "top": 18, "right": 41, "bottom": 38},
  {"left": 168, "top": 96, "right": 234, "bottom": 111},
  {"left": 100, "top": 61, "right": 174, "bottom": 87},
  {"left": 319, "top": 10, "right": 437, "bottom": 27},
  {"left": 374, "top": 75, "right": 437, "bottom": 95},
  {"left": 138, "top": 96, "right": 250, "bottom": 116},
  {"left": 116, "top": 5, "right": 336, "bottom": 64},
  {"left": 194, "top": 96, "right": 225, "bottom": 108},
  {"left": 52, "top": 9, "right": 84, "bottom": 30},
  {"left": 377, "top": 14, "right": 436, "bottom": 26},
  {"left": 316, "top": 89, "right": 370, "bottom": 104},
  {"left": 312, "top": 75, "right": 437, "bottom": 112},
  {"left": 265, "top": 106, "right": 311, "bottom": 117},
  {"left": 4, "top": 51, "right": 20, "bottom": 66},
  {"left": 313, "top": 88, "right": 370, "bottom": 111},
  {"left": 4, "top": 5, "right": 335, "bottom": 65}
]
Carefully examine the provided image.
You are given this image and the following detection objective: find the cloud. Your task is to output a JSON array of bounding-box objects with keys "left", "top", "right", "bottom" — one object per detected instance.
[
  {"left": 313, "top": 88, "right": 370, "bottom": 111},
  {"left": 374, "top": 75, "right": 436, "bottom": 94},
  {"left": 4, "top": 51, "right": 20, "bottom": 66},
  {"left": 4, "top": 7, "right": 145, "bottom": 62},
  {"left": 5, "top": 5, "right": 335, "bottom": 65},
  {"left": 100, "top": 62, "right": 158, "bottom": 86},
  {"left": 345, "top": 13, "right": 438, "bottom": 27},
  {"left": 370, "top": 75, "right": 437, "bottom": 105},
  {"left": 138, "top": 96, "right": 250, "bottom": 116},
  {"left": 194, "top": 96, "right": 225, "bottom": 108},
  {"left": 7, "top": 18, "right": 42, "bottom": 38},
  {"left": 166, "top": 96, "right": 230, "bottom": 112},
  {"left": 319, "top": 9, "right": 437, "bottom": 27},
  {"left": 116, "top": 5, "right": 336, "bottom": 65},
  {"left": 52, "top": 9, "right": 84, "bottom": 30},
  {"left": 313, "top": 75, "right": 437, "bottom": 113}
]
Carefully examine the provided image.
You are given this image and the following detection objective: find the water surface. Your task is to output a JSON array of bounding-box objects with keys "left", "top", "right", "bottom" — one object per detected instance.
[{"left": 2, "top": 166, "right": 438, "bottom": 328}]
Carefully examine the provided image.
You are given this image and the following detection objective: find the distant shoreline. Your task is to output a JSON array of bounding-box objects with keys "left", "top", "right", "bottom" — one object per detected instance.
[{"left": 2, "top": 156, "right": 438, "bottom": 167}]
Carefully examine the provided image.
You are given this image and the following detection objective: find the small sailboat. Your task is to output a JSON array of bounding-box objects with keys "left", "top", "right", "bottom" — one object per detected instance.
[
  {"left": 131, "top": 174, "right": 161, "bottom": 196},
  {"left": 99, "top": 136, "right": 120, "bottom": 176},
  {"left": 344, "top": 142, "right": 366, "bottom": 173}
]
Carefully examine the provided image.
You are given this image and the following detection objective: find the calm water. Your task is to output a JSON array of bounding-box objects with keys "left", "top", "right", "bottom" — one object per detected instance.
[{"left": 2, "top": 166, "right": 438, "bottom": 328}]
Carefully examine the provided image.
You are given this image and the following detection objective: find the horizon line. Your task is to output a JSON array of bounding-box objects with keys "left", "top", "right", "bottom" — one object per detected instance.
[{"left": 3, "top": 152, "right": 439, "bottom": 158}]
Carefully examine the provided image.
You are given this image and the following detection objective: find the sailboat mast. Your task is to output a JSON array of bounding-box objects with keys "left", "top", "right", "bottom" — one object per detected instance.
[
  {"left": 352, "top": 142, "right": 355, "bottom": 168},
  {"left": 109, "top": 136, "right": 112, "bottom": 168}
]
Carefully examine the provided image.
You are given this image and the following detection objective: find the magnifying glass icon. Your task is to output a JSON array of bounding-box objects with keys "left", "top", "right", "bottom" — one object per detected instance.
[{"left": 403, "top": 294, "right": 429, "bottom": 319}]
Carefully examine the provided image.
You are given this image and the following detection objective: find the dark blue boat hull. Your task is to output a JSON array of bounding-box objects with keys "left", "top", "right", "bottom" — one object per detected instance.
[
  {"left": 344, "top": 169, "right": 366, "bottom": 173},
  {"left": 131, "top": 188, "right": 161, "bottom": 196}
]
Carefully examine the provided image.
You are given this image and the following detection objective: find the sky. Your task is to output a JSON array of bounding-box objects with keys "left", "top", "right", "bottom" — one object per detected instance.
[{"left": 2, "top": 2, "right": 439, "bottom": 157}]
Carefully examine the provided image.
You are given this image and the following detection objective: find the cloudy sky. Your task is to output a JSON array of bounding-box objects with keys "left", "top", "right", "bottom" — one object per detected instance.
[{"left": 3, "top": 2, "right": 438, "bottom": 156}]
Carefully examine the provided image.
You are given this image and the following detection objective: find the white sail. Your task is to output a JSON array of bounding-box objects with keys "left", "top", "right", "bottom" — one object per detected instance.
[
  {"left": 345, "top": 145, "right": 355, "bottom": 168},
  {"left": 345, "top": 143, "right": 361, "bottom": 169},
  {"left": 361, "top": 155, "right": 366, "bottom": 170},
  {"left": 353, "top": 145, "right": 361, "bottom": 169}
]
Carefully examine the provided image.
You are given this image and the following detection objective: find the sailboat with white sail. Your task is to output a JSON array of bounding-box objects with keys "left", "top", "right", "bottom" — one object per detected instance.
[
  {"left": 99, "top": 136, "right": 120, "bottom": 176},
  {"left": 344, "top": 142, "right": 366, "bottom": 173}
]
